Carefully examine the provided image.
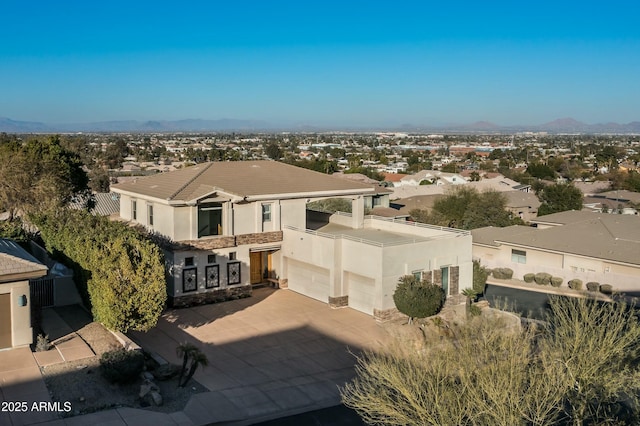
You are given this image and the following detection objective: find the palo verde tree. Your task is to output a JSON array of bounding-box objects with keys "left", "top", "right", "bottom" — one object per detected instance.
[
  {"left": 342, "top": 296, "right": 640, "bottom": 425},
  {"left": 410, "top": 187, "right": 521, "bottom": 230},
  {"left": 33, "top": 209, "right": 166, "bottom": 332}
]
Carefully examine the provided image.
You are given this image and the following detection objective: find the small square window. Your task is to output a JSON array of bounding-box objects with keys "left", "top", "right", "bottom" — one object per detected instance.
[
  {"left": 185, "top": 257, "right": 194, "bottom": 267},
  {"left": 207, "top": 254, "right": 216, "bottom": 264},
  {"left": 229, "top": 252, "right": 236, "bottom": 261}
]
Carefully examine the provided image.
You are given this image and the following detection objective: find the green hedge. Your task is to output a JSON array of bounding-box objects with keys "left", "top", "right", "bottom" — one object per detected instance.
[
  {"left": 534, "top": 272, "right": 552, "bottom": 285},
  {"left": 550, "top": 277, "right": 563, "bottom": 287},
  {"left": 393, "top": 275, "right": 445, "bottom": 320},
  {"left": 568, "top": 279, "right": 583, "bottom": 290},
  {"left": 523, "top": 273, "right": 535, "bottom": 283},
  {"left": 492, "top": 268, "right": 513, "bottom": 279},
  {"left": 32, "top": 209, "right": 166, "bottom": 332},
  {"left": 599, "top": 284, "right": 613, "bottom": 295},
  {"left": 100, "top": 349, "right": 145, "bottom": 384},
  {"left": 586, "top": 282, "right": 600, "bottom": 292}
]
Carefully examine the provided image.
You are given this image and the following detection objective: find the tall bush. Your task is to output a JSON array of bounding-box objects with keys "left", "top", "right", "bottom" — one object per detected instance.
[
  {"left": 393, "top": 275, "right": 445, "bottom": 322},
  {"left": 32, "top": 209, "right": 166, "bottom": 332}
]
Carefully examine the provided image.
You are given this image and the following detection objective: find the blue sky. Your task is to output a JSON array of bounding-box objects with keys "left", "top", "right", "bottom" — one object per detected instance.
[{"left": 1, "top": 1, "right": 639, "bottom": 127}]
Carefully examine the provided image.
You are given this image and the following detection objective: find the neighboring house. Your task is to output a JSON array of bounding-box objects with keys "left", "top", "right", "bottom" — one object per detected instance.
[
  {"left": 501, "top": 190, "right": 541, "bottom": 222},
  {"left": 399, "top": 170, "right": 466, "bottom": 187},
  {"left": 111, "top": 161, "right": 472, "bottom": 320},
  {"left": 0, "top": 239, "right": 48, "bottom": 350},
  {"left": 471, "top": 211, "right": 640, "bottom": 293}
]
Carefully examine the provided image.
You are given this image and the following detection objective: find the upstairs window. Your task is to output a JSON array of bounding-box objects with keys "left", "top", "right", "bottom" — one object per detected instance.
[
  {"left": 198, "top": 203, "right": 223, "bottom": 237},
  {"left": 511, "top": 249, "right": 527, "bottom": 264},
  {"left": 262, "top": 204, "right": 272, "bottom": 222},
  {"left": 132, "top": 200, "right": 137, "bottom": 221},
  {"left": 147, "top": 205, "right": 154, "bottom": 226}
]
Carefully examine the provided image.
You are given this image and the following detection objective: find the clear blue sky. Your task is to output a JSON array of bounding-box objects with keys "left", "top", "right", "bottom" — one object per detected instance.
[{"left": 1, "top": 0, "right": 639, "bottom": 127}]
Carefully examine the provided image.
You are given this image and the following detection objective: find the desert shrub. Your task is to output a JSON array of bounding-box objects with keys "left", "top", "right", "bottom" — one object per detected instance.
[
  {"left": 600, "top": 284, "right": 613, "bottom": 295},
  {"left": 393, "top": 275, "right": 445, "bottom": 322},
  {"left": 568, "top": 279, "right": 583, "bottom": 290},
  {"left": 472, "top": 261, "right": 489, "bottom": 295},
  {"left": 523, "top": 273, "right": 535, "bottom": 283},
  {"left": 492, "top": 268, "right": 513, "bottom": 279},
  {"left": 469, "top": 304, "right": 482, "bottom": 317},
  {"left": 550, "top": 277, "right": 563, "bottom": 287},
  {"left": 35, "top": 334, "right": 50, "bottom": 352},
  {"left": 534, "top": 272, "right": 552, "bottom": 285},
  {"left": 100, "top": 349, "right": 145, "bottom": 384},
  {"left": 586, "top": 282, "right": 600, "bottom": 292}
]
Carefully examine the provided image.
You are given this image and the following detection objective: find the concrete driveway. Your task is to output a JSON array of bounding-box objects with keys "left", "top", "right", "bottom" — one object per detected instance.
[{"left": 129, "top": 287, "right": 390, "bottom": 424}]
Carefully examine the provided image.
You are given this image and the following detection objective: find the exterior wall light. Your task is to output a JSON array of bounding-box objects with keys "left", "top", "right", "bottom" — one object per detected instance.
[{"left": 18, "top": 294, "right": 28, "bottom": 307}]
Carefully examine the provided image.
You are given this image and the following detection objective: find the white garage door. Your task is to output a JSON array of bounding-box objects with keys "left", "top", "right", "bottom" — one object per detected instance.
[
  {"left": 286, "top": 258, "right": 330, "bottom": 303},
  {"left": 347, "top": 272, "right": 376, "bottom": 315}
]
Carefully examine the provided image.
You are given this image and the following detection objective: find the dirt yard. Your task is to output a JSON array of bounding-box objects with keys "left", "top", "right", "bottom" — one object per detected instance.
[{"left": 39, "top": 305, "right": 207, "bottom": 417}]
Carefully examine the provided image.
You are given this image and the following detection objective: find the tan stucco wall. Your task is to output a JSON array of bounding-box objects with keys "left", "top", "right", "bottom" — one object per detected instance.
[
  {"left": 473, "top": 243, "right": 640, "bottom": 292},
  {"left": 0, "top": 280, "right": 33, "bottom": 348}
]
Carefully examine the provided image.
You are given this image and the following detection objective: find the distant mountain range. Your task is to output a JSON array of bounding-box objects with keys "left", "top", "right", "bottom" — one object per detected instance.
[{"left": 1, "top": 116, "right": 640, "bottom": 134}]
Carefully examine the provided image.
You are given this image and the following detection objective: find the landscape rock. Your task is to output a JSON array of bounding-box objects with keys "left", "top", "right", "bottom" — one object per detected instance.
[
  {"left": 142, "top": 371, "right": 155, "bottom": 381},
  {"left": 154, "top": 363, "right": 180, "bottom": 381},
  {"left": 150, "top": 391, "right": 163, "bottom": 406}
]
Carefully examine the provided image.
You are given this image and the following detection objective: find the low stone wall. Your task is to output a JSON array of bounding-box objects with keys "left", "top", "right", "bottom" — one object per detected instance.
[
  {"left": 373, "top": 307, "right": 408, "bottom": 323},
  {"left": 169, "top": 285, "right": 252, "bottom": 308}
]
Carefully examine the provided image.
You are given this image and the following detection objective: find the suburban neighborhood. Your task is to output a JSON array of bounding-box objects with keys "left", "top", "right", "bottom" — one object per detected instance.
[{"left": 1, "top": 129, "right": 640, "bottom": 425}]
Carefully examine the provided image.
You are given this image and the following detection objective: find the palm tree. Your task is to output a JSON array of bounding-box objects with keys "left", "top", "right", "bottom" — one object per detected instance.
[
  {"left": 179, "top": 350, "right": 209, "bottom": 388},
  {"left": 176, "top": 343, "right": 198, "bottom": 386}
]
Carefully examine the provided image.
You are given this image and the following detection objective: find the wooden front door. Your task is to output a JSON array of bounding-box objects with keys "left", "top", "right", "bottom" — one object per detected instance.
[
  {"left": 0, "top": 293, "right": 11, "bottom": 349},
  {"left": 250, "top": 252, "right": 263, "bottom": 284}
]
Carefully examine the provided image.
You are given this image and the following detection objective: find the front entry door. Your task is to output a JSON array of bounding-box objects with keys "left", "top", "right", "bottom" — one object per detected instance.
[
  {"left": 250, "top": 252, "right": 263, "bottom": 284},
  {"left": 0, "top": 293, "right": 12, "bottom": 349}
]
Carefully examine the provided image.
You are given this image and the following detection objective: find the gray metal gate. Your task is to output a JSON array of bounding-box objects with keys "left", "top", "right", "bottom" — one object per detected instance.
[{"left": 30, "top": 278, "right": 54, "bottom": 307}]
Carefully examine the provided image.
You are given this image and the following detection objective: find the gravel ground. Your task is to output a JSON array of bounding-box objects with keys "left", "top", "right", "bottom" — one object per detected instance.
[{"left": 40, "top": 305, "right": 207, "bottom": 418}]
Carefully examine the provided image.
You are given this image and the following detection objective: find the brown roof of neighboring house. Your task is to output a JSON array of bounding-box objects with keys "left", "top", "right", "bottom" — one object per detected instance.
[
  {"left": 501, "top": 191, "right": 542, "bottom": 209},
  {"left": 474, "top": 214, "right": 640, "bottom": 266},
  {"left": 111, "top": 161, "right": 375, "bottom": 202},
  {"left": 382, "top": 172, "right": 408, "bottom": 182},
  {"left": 0, "top": 239, "right": 48, "bottom": 282}
]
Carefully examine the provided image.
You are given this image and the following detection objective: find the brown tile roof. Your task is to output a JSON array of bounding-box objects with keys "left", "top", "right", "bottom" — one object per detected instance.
[
  {"left": 112, "top": 161, "right": 376, "bottom": 202},
  {"left": 0, "top": 239, "right": 48, "bottom": 281}
]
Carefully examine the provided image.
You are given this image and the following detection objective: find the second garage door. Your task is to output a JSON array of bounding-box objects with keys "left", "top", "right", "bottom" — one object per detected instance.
[
  {"left": 286, "top": 258, "right": 330, "bottom": 303},
  {"left": 347, "top": 272, "right": 376, "bottom": 315}
]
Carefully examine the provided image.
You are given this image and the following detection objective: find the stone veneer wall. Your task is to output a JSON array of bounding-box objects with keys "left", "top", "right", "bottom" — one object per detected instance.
[
  {"left": 450, "top": 266, "right": 460, "bottom": 294},
  {"left": 170, "top": 285, "right": 252, "bottom": 308},
  {"left": 167, "top": 231, "right": 283, "bottom": 251},
  {"left": 373, "top": 307, "right": 409, "bottom": 323},
  {"left": 235, "top": 231, "right": 283, "bottom": 245},
  {"left": 329, "top": 295, "right": 348, "bottom": 308}
]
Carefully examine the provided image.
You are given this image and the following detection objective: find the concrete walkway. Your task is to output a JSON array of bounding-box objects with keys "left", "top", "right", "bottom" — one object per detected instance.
[
  {"left": 0, "top": 347, "right": 57, "bottom": 426},
  {"left": 30, "top": 287, "right": 388, "bottom": 425},
  {"left": 32, "top": 309, "right": 94, "bottom": 367}
]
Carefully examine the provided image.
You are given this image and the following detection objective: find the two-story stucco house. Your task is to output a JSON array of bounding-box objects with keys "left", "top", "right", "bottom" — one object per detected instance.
[{"left": 111, "top": 161, "right": 472, "bottom": 320}]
